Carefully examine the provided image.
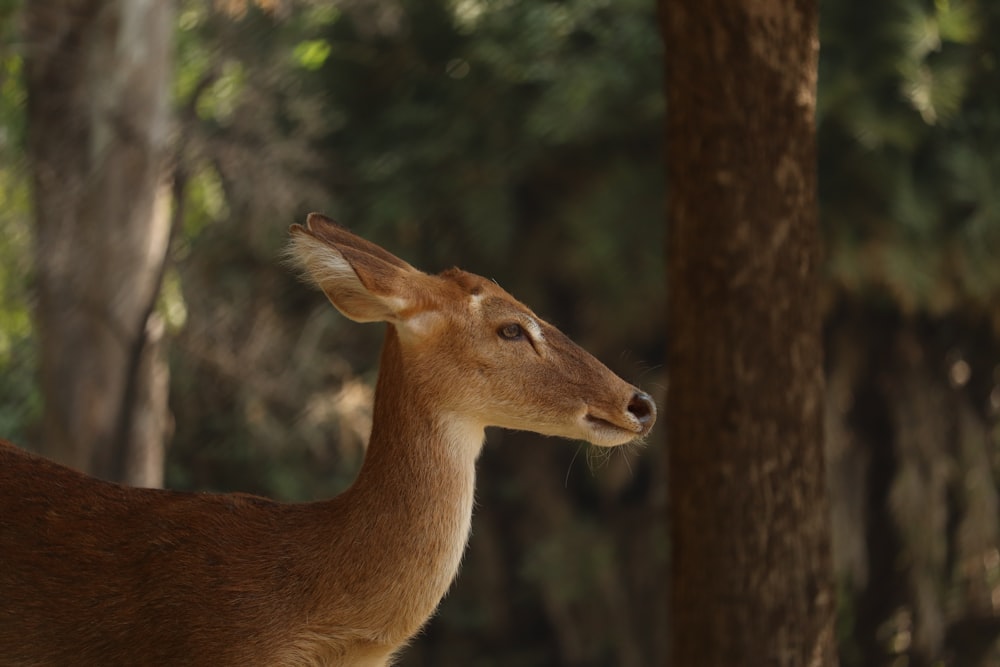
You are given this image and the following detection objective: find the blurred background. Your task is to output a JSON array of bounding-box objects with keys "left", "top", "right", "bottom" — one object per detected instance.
[{"left": 0, "top": 0, "right": 998, "bottom": 664}]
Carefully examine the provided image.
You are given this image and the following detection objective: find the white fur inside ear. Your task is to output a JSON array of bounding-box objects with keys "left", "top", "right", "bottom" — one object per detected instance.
[
  {"left": 288, "top": 234, "right": 358, "bottom": 289},
  {"left": 288, "top": 233, "right": 394, "bottom": 323}
]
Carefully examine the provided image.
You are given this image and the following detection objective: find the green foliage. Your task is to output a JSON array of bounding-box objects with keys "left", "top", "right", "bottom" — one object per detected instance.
[
  {"left": 310, "top": 0, "right": 664, "bottom": 352},
  {"left": 819, "top": 0, "right": 1000, "bottom": 316},
  {"left": 0, "top": 1, "right": 37, "bottom": 443},
  {"left": 293, "top": 39, "right": 332, "bottom": 71},
  {"left": 0, "top": 175, "right": 38, "bottom": 444}
]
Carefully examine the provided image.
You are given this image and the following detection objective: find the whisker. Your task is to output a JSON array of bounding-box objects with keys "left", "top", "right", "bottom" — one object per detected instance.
[
  {"left": 565, "top": 443, "right": 584, "bottom": 487},
  {"left": 619, "top": 445, "right": 635, "bottom": 478},
  {"left": 586, "top": 444, "right": 613, "bottom": 473},
  {"left": 637, "top": 363, "right": 664, "bottom": 380}
]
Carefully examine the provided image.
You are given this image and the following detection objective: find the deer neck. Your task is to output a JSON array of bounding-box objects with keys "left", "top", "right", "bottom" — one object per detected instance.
[{"left": 324, "top": 326, "right": 483, "bottom": 641}]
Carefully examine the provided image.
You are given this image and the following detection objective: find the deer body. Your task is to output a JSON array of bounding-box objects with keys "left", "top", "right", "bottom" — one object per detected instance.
[{"left": 0, "top": 215, "right": 655, "bottom": 666}]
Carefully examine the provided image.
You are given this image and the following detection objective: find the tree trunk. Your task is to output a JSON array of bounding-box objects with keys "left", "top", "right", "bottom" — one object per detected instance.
[
  {"left": 24, "top": 0, "right": 174, "bottom": 486},
  {"left": 662, "top": 1, "right": 836, "bottom": 665}
]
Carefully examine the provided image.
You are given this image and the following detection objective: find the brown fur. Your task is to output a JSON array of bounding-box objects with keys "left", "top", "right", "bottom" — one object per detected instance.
[{"left": 0, "top": 214, "right": 655, "bottom": 666}]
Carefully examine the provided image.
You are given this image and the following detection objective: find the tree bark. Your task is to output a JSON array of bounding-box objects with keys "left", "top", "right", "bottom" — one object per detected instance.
[
  {"left": 24, "top": 0, "right": 174, "bottom": 485},
  {"left": 662, "top": 1, "right": 836, "bottom": 665}
]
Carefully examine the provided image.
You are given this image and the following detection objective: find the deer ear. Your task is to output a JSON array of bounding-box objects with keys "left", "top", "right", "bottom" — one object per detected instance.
[{"left": 287, "top": 216, "right": 424, "bottom": 324}]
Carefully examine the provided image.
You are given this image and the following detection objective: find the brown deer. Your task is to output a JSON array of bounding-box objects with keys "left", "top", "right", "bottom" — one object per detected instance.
[{"left": 0, "top": 213, "right": 656, "bottom": 666}]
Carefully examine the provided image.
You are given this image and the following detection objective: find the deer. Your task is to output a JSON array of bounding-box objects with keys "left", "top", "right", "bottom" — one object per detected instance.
[{"left": 0, "top": 213, "right": 656, "bottom": 666}]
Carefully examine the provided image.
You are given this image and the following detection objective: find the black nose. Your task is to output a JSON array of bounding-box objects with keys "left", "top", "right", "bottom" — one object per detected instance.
[{"left": 628, "top": 391, "right": 656, "bottom": 428}]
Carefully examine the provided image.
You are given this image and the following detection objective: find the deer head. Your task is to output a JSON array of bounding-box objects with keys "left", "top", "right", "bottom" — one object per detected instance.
[{"left": 288, "top": 213, "right": 655, "bottom": 448}]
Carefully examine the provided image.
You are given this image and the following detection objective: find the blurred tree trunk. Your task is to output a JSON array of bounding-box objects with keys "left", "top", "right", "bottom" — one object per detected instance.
[
  {"left": 662, "top": 1, "right": 836, "bottom": 665},
  {"left": 24, "top": 0, "right": 174, "bottom": 486}
]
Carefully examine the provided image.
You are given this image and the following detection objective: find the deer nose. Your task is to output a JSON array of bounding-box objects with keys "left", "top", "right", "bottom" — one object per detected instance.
[{"left": 628, "top": 391, "right": 656, "bottom": 430}]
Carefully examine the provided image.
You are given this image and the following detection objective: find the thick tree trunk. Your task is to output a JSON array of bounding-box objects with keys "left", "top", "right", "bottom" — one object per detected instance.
[
  {"left": 24, "top": 0, "right": 174, "bottom": 486},
  {"left": 662, "top": 1, "right": 836, "bottom": 665}
]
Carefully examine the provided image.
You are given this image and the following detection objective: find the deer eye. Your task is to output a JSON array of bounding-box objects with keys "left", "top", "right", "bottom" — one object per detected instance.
[{"left": 498, "top": 323, "right": 525, "bottom": 341}]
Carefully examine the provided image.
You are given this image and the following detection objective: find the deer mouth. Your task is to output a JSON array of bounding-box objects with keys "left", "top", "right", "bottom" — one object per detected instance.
[
  {"left": 583, "top": 412, "right": 644, "bottom": 447},
  {"left": 585, "top": 413, "right": 632, "bottom": 431}
]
